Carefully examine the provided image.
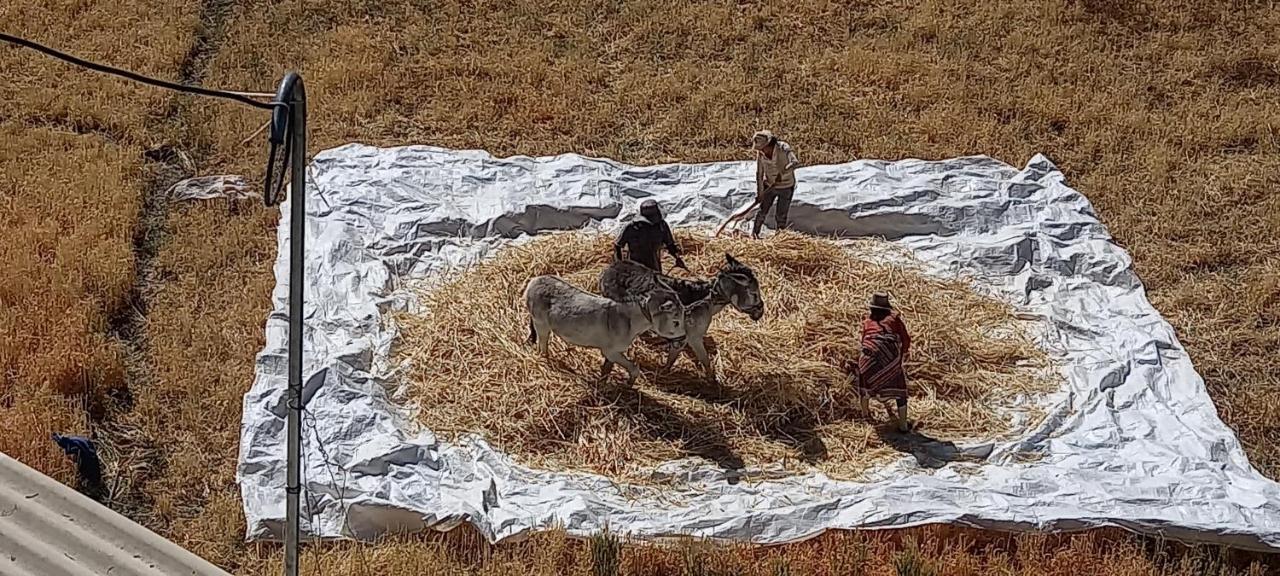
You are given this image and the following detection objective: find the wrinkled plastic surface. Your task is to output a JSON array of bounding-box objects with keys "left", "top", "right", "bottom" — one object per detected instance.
[
  {"left": 168, "top": 174, "right": 257, "bottom": 201},
  {"left": 237, "top": 144, "right": 1280, "bottom": 550}
]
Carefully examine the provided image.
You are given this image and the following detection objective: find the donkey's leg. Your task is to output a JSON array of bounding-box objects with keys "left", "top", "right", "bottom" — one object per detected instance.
[
  {"left": 533, "top": 320, "right": 552, "bottom": 356},
  {"left": 598, "top": 355, "right": 615, "bottom": 381},
  {"left": 859, "top": 396, "right": 871, "bottom": 419},
  {"left": 604, "top": 349, "right": 642, "bottom": 385},
  {"left": 688, "top": 337, "right": 714, "bottom": 381},
  {"left": 662, "top": 341, "right": 684, "bottom": 371}
]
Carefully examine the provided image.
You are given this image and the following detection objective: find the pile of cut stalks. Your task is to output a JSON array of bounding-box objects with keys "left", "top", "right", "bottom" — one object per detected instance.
[{"left": 398, "top": 231, "right": 1055, "bottom": 482}]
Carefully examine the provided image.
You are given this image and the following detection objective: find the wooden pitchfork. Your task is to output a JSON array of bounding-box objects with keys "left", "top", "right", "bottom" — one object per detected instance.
[{"left": 713, "top": 185, "right": 771, "bottom": 237}]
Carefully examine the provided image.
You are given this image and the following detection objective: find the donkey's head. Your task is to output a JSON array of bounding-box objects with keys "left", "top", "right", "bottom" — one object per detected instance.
[{"left": 717, "top": 253, "right": 764, "bottom": 321}]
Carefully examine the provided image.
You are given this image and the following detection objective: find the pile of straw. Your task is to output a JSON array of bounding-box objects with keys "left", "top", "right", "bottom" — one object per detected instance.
[{"left": 398, "top": 231, "right": 1055, "bottom": 481}]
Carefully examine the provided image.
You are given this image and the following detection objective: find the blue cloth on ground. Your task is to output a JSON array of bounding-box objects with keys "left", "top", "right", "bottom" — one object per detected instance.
[{"left": 52, "top": 434, "right": 105, "bottom": 500}]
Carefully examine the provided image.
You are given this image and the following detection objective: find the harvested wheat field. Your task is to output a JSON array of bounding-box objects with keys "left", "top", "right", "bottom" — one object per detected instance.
[
  {"left": 399, "top": 231, "right": 1054, "bottom": 481},
  {"left": 5, "top": 0, "right": 1280, "bottom": 574}
]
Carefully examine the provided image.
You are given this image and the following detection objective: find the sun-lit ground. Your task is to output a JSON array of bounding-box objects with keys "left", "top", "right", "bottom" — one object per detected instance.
[
  {"left": 400, "top": 231, "right": 1053, "bottom": 482},
  {"left": 2, "top": 0, "right": 1278, "bottom": 573}
]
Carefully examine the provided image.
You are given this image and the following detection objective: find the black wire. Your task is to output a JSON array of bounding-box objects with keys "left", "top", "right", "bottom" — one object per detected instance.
[
  {"left": 299, "top": 426, "right": 327, "bottom": 576},
  {"left": 0, "top": 32, "right": 278, "bottom": 110},
  {"left": 302, "top": 408, "right": 372, "bottom": 576},
  {"left": 1, "top": 31, "right": 296, "bottom": 206},
  {"left": 3, "top": 30, "right": 326, "bottom": 570}
]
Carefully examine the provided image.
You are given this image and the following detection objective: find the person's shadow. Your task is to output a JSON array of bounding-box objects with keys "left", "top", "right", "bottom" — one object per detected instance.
[
  {"left": 873, "top": 425, "right": 993, "bottom": 469},
  {"left": 551, "top": 338, "right": 991, "bottom": 476}
]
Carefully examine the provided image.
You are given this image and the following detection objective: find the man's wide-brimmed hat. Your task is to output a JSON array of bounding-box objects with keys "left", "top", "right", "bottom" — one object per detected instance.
[
  {"left": 751, "top": 130, "right": 776, "bottom": 150},
  {"left": 869, "top": 293, "right": 892, "bottom": 310}
]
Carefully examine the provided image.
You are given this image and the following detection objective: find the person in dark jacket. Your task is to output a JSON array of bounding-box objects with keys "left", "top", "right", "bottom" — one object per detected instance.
[{"left": 614, "top": 199, "right": 687, "bottom": 273}]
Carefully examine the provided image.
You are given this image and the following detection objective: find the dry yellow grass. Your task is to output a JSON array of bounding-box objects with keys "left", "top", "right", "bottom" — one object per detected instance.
[
  {"left": 0, "top": 0, "right": 199, "bottom": 485},
  {"left": 3, "top": 0, "right": 1279, "bottom": 574},
  {"left": 399, "top": 231, "right": 1052, "bottom": 481},
  {"left": 0, "top": 125, "right": 136, "bottom": 479},
  {"left": 221, "top": 525, "right": 1275, "bottom": 576},
  {"left": 0, "top": 1, "right": 198, "bottom": 139},
  {"left": 106, "top": 199, "right": 278, "bottom": 534}
]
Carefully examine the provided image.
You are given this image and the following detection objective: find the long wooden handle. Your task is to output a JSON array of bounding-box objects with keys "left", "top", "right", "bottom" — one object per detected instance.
[{"left": 714, "top": 198, "right": 761, "bottom": 237}]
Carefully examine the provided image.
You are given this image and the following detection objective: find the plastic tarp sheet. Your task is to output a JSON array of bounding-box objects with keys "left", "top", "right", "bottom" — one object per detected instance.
[
  {"left": 168, "top": 175, "right": 258, "bottom": 201},
  {"left": 237, "top": 144, "right": 1280, "bottom": 551}
]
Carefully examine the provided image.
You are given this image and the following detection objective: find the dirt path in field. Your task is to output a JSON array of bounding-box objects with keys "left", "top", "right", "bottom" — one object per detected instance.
[{"left": 99, "top": 0, "right": 239, "bottom": 524}]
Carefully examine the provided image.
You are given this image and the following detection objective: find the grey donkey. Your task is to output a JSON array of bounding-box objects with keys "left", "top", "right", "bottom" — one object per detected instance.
[
  {"left": 524, "top": 275, "right": 686, "bottom": 385},
  {"left": 599, "top": 254, "right": 764, "bottom": 381}
]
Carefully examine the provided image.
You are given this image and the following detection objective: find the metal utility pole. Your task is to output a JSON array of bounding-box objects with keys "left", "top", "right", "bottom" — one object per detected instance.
[
  {"left": 0, "top": 33, "right": 311, "bottom": 576},
  {"left": 265, "top": 71, "right": 307, "bottom": 576}
]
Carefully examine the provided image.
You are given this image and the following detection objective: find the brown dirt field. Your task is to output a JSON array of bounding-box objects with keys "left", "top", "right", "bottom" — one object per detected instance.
[{"left": 2, "top": 0, "right": 1279, "bottom": 574}]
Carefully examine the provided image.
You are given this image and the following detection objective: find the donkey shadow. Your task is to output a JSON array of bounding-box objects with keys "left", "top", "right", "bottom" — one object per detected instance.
[
  {"left": 545, "top": 336, "right": 999, "bottom": 477},
  {"left": 547, "top": 343, "right": 995, "bottom": 476},
  {"left": 539, "top": 348, "right": 748, "bottom": 476},
  {"left": 596, "top": 379, "right": 747, "bottom": 474},
  {"left": 628, "top": 334, "right": 831, "bottom": 467}
]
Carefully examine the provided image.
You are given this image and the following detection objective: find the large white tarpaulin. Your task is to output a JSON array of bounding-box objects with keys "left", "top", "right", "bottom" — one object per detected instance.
[{"left": 237, "top": 144, "right": 1280, "bottom": 551}]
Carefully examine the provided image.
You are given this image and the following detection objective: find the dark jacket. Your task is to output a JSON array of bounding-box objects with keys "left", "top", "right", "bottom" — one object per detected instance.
[{"left": 614, "top": 219, "right": 680, "bottom": 272}]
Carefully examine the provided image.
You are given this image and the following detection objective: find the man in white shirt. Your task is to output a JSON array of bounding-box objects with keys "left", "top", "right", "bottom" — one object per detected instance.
[{"left": 751, "top": 130, "right": 800, "bottom": 238}]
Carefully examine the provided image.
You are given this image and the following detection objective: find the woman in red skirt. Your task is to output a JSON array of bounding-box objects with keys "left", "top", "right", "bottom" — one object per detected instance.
[{"left": 853, "top": 293, "right": 912, "bottom": 431}]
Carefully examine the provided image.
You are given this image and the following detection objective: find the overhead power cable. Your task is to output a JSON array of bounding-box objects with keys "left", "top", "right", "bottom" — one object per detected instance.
[{"left": 0, "top": 32, "right": 278, "bottom": 110}]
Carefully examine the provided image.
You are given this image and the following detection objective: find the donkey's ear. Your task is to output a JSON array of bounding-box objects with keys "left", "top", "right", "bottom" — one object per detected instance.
[{"left": 725, "top": 253, "right": 740, "bottom": 266}]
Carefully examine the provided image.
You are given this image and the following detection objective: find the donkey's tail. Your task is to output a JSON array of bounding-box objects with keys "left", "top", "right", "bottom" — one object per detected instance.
[{"left": 526, "top": 318, "right": 537, "bottom": 346}]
